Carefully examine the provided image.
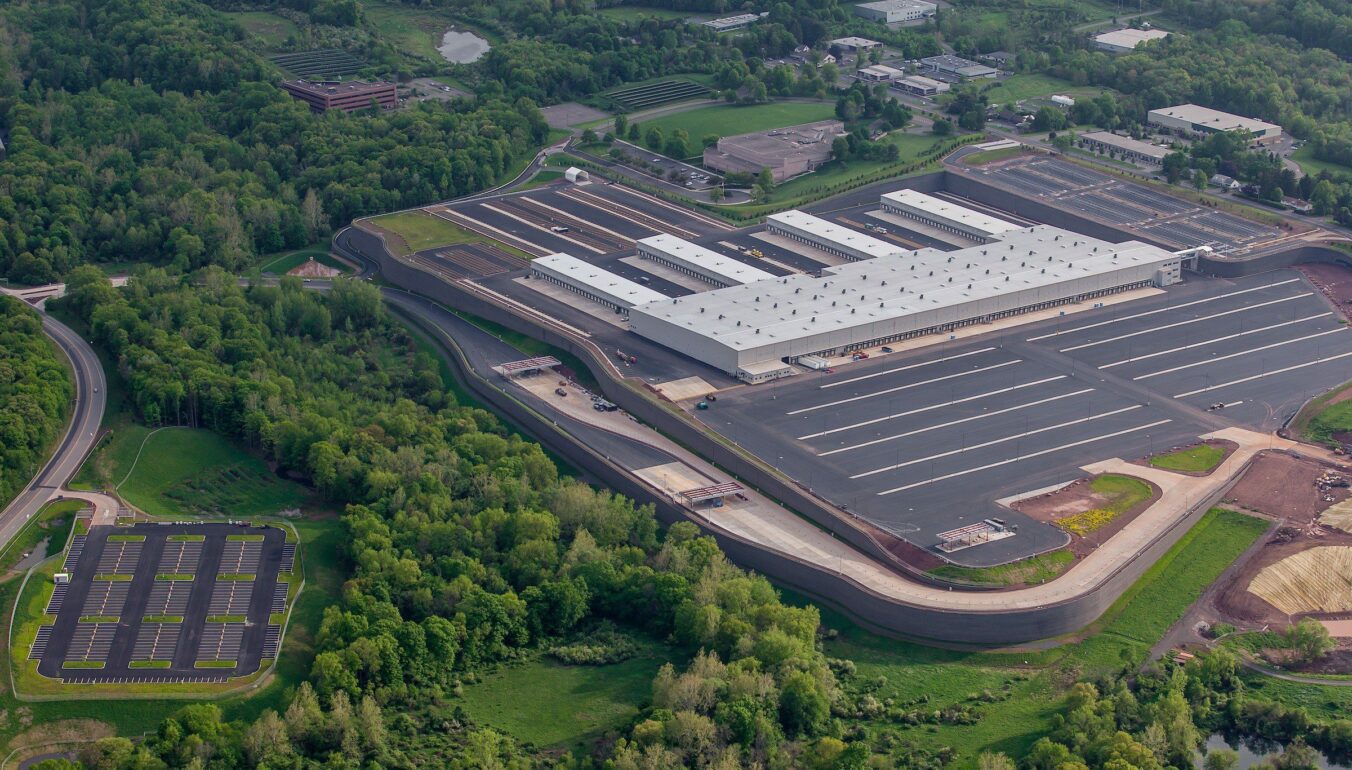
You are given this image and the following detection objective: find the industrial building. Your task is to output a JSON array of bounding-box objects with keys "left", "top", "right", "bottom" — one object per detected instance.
[
  {"left": 529, "top": 253, "right": 666, "bottom": 314},
  {"left": 854, "top": 0, "right": 937, "bottom": 23},
  {"left": 858, "top": 64, "right": 906, "bottom": 82},
  {"left": 829, "top": 36, "right": 884, "bottom": 52},
  {"left": 880, "top": 189, "right": 1020, "bottom": 242},
  {"left": 765, "top": 210, "right": 904, "bottom": 262},
  {"left": 1077, "top": 131, "right": 1171, "bottom": 165},
  {"left": 894, "top": 75, "right": 950, "bottom": 96},
  {"left": 702, "top": 120, "right": 845, "bottom": 183},
  {"left": 637, "top": 234, "right": 776, "bottom": 287},
  {"left": 1092, "top": 27, "right": 1170, "bottom": 53},
  {"left": 1147, "top": 104, "right": 1282, "bottom": 142},
  {"left": 628, "top": 223, "right": 1183, "bottom": 379},
  {"left": 702, "top": 13, "right": 763, "bottom": 31},
  {"left": 919, "top": 55, "right": 998, "bottom": 80},
  {"left": 280, "top": 80, "right": 398, "bottom": 113}
]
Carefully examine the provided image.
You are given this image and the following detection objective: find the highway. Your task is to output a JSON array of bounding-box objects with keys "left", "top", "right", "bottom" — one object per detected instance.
[{"left": 0, "top": 309, "right": 109, "bottom": 552}]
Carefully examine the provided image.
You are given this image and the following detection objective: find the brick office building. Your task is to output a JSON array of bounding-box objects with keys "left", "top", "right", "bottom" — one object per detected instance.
[{"left": 280, "top": 80, "right": 398, "bottom": 113}]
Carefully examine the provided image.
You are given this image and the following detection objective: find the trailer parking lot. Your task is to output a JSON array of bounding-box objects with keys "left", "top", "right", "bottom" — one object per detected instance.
[
  {"left": 33, "top": 523, "right": 290, "bottom": 682},
  {"left": 970, "top": 156, "right": 1282, "bottom": 254},
  {"left": 697, "top": 271, "right": 1352, "bottom": 565}
]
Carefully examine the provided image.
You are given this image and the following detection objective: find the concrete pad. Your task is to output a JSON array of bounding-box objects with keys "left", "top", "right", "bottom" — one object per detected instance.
[
  {"left": 752, "top": 231, "right": 850, "bottom": 266},
  {"left": 635, "top": 462, "right": 714, "bottom": 500},
  {"left": 653, "top": 376, "right": 717, "bottom": 401}
]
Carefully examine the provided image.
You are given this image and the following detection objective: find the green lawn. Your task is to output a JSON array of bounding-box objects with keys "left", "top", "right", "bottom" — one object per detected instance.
[
  {"left": 116, "top": 428, "right": 307, "bottom": 518},
  {"left": 981, "top": 74, "right": 1107, "bottom": 105},
  {"left": 815, "top": 508, "right": 1268, "bottom": 766},
  {"left": 770, "top": 132, "right": 955, "bottom": 200},
  {"left": 596, "top": 4, "right": 691, "bottom": 21},
  {"left": 364, "top": 211, "right": 524, "bottom": 258},
  {"left": 1291, "top": 146, "right": 1352, "bottom": 179},
  {"left": 642, "top": 101, "right": 836, "bottom": 143},
  {"left": 0, "top": 498, "right": 83, "bottom": 574},
  {"left": 963, "top": 146, "right": 1029, "bottom": 166},
  {"left": 224, "top": 10, "right": 298, "bottom": 50},
  {"left": 1305, "top": 396, "right": 1352, "bottom": 447},
  {"left": 929, "top": 549, "right": 1075, "bottom": 586},
  {"left": 1149, "top": 443, "right": 1227, "bottom": 473},
  {"left": 1056, "top": 474, "right": 1154, "bottom": 536},
  {"left": 458, "top": 643, "right": 676, "bottom": 750}
]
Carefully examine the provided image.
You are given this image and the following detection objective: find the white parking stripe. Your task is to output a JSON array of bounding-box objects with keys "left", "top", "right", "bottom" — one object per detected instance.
[
  {"left": 1134, "top": 329, "right": 1347, "bottom": 380},
  {"left": 1099, "top": 314, "right": 1332, "bottom": 369},
  {"left": 852, "top": 406, "right": 1142, "bottom": 478},
  {"left": 821, "top": 347, "right": 997, "bottom": 389},
  {"left": 1059, "top": 293, "right": 1312, "bottom": 353},
  {"left": 876, "top": 420, "right": 1173, "bottom": 496},
  {"left": 479, "top": 203, "right": 605, "bottom": 254},
  {"left": 818, "top": 388, "right": 1094, "bottom": 456},
  {"left": 788, "top": 360, "right": 1021, "bottom": 415},
  {"left": 796, "top": 376, "right": 1067, "bottom": 440},
  {"left": 1172, "top": 350, "right": 1352, "bottom": 398},
  {"left": 1027, "top": 278, "right": 1302, "bottom": 341}
]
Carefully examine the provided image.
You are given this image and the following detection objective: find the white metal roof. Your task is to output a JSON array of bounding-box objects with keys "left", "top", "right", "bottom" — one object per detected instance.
[
  {"left": 1093, "top": 28, "right": 1169, "bottom": 49},
  {"left": 766, "top": 210, "right": 903, "bottom": 261},
  {"left": 857, "top": 0, "right": 937, "bottom": 10},
  {"left": 1148, "top": 104, "right": 1280, "bottom": 136},
  {"left": 860, "top": 65, "right": 905, "bottom": 78},
  {"left": 1079, "top": 131, "right": 1171, "bottom": 160},
  {"left": 881, "top": 189, "right": 1020, "bottom": 237},
  {"left": 638, "top": 234, "right": 776, "bottom": 285},
  {"left": 532, "top": 253, "right": 667, "bottom": 307},
  {"left": 631, "top": 225, "right": 1178, "bottom": 351}
]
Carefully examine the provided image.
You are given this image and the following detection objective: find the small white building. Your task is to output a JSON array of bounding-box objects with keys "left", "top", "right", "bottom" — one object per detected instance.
[
  {"left": 858, "top": 64, "right": 906, "bottom": 82},
  {"left": 564, "top": 167, "right": 590, "bottom": 183},
  {"left": 854, "top": 0, "right": 937, "bottom": 23}
]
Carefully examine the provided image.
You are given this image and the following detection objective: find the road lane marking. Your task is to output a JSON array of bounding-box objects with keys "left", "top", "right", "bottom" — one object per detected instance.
[
  {"left": 818, "top": 388, "right": 1095, "bottom": 456},
  {"left": 1098, "top": 314, "right": 1332, "bottom": 369},
  {"left": 1133, "top": 328, "right": 1347, "bottom": 380},
  {"left": 821, "top": 347, "right": 998, "bottom": 389},
  {"left": 1058, "top": 293, "right": 1312, "bottom": 353},
  {"left": 788, "top": 360, "right": 1021, "bottom": 415},
  {"left": 852, "top": 405, "right": 1143, "bottom": 478},
  {"left": 875, "top": 419, "right": 1173, "bottom": 495},
  {"left": 1026, "top": 278, "right": 1303, "bottom": 341},
  {"left": 1172, "top": 350, "right": 1352, "bottom": 398},
  {"left": 796, "top": 376, "right": 1068, "bottom": 439}
]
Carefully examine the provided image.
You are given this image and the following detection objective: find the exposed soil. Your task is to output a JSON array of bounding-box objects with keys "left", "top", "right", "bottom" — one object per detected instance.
[
  {"left": 1297, "top": 261, "right": 1352, "bottom": 322},
  {"left": 855, "top": 520, "right": 945, "bottom": 572},
  {"left": 1222, "top": 451, "right": 1350, "bottom": 520},
  {"left": 1260, "top": 638, "right": 1352, "bottom": 675},
  {"left": 1013, "top": 474, "right": 1161, "bottom": 558},
  {"left": 1130, "top": 439, "right": 1238, "bottom": 477}
]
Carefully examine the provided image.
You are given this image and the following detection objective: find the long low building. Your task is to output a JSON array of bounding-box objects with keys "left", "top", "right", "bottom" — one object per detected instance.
[
  {"left": 894, "top": 75, "right": 949, "bottom": 96},
  {"left": 628, "top": 224, "right": 1182, "bottom": 378},
  {"left": 1077, "top": 131, "right": 1171, "bottom": 165},
  {"left": 637, "top": 234, "right": 776, "bottom": 287},
  {"left": 880, "top": 189, "right": 1020, "bottom": 242},
  {"left": 1147, "top": 104, "right": 1281, "bottom": 142},
  {"left": 530, "top": 253, "right": 667, "bottom": 314},
  {"left": 766, "top": 210, "right": 903, "bottom": 262}
]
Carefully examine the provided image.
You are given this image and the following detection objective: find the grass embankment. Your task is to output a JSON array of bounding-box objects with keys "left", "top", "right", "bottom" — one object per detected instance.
[
  {"left": 0, "top": 499, "right": 83, "bottom": 576},
  {"left": 223, "top": 10, "right": 298, "bottom": 50},
  {"left": 963, "top": 146, "right": 1029, "bottom": 166},
  {"left": 1291, "top": 146, "right": 1352, "bottom": 179},
  {"left": 641, "top": 101, "right": 836, "bottom": 143},
  {"left": 252, "top": 246, "right": 351, "bottom": 278},
  {"left": 816, "top": 507, "right": 1267, "bottom": 765},
  {"left": 364, "top": 211, "right": 531, "bottom": 261},
  {"left": 1056, "top": 474, "right": 1153, "bottom": 536},
  {"left": 980, "top": 74, "right": 1107, "bottom": 105},
  {"left": 108, "top": 428, "right": 306, "bottom": 518},
  {"left": 1302, "top": 396, "right": 1352, "bottom": 447},
  {"left": 1149, "top": 443, "right": 1226, "bottom": 473},
  {"left": 929, "top": 549, "right": 1075, "bottom": 586}
]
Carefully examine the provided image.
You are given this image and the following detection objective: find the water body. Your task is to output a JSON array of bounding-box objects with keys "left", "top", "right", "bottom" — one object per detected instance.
[
  {"left": 438, "top": 29, "right": 490, "bottom": 64},
  {"left": 1204, "top": 733, "right": 1351, "bottom": 770}
]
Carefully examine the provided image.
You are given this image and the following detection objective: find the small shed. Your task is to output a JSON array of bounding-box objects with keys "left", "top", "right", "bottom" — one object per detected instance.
[{"left": 565, "top": 166, "right": 590, "bottom": 183}]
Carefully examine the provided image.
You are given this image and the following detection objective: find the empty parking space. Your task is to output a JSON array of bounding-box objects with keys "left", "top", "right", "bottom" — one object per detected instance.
[
  {"left": 158, "top": 541, "right": 201, "bottom": 574},
  {"left": 96, "top": 541, "right": 141, "bottom": 574},
  {"left": 133, "top": 623, "right": 182, "bottom": 661},
  {"left": 197, "top": 623, "right": 245, "bottom": 663},
  {"left": 219, "top": 541, "right": 261, "bottom": 574},
  {"left": 146, "top": 581, "right": 193, "bottom": 616},
  {"left": 65, "top": 623, "right": 116, "bottom": 665},
  {"left": 82, "top": 582, "right": 129, "bottom": 617},
  {"left": 209, "top": 580, "right": 256, "bottom": 616}
]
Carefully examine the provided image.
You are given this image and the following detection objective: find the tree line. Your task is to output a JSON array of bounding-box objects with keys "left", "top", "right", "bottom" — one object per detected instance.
[{"left": 0, "top": 297, "right": 72, "bottom": 512}]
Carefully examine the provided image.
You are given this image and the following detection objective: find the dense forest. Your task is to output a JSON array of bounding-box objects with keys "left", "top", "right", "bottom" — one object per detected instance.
[
  {"left": 0, "top": 0, "right": 548, "bottom": 284},
  {"left": 0, "top": 297, "right": 72, "bottom": 511}
]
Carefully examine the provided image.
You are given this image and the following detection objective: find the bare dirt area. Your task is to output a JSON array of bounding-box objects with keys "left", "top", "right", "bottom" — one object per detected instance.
[
  {"left": 1222, "top": 451, "right": 1350, "bottom": 519},
  {"left": 1013, "top": 474, "right": 1160, "bottom": 558},
  {"left": 1215, "top": 530, "right": 1352, "bottom": 625},
  {"left": 1297, "top": 261, "right": 1352, "bottom": 321},
  {"left": 856, "top": 522, "right": 945, "bottom": 572}
]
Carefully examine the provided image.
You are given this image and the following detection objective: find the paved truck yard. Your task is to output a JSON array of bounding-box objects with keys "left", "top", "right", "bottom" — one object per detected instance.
[
  {"left": 35, "top": 523, "right": 288, "bottom": 682},
  {"left": 693, "top": 270, "right": 1352, "bottom": 565}
]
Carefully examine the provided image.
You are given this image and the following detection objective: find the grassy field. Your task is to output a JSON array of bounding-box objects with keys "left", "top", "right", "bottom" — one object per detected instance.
[
  {"left": 115, "top": 428, "right": 307, "bottom": 518},
  {"left": 770, "top": 132, "right": 956, "bottom": 199},
  {"left": 1149, "top": 443, "right": 1226, "bottom": 473},
  {"left": 981, "top": 74, "right": 1107, "bottom": 105},
  {"left": 458, "top": 642, "right": 677, "bottom": 751},
  {"left": 1291, "top": 146, "right": 1352, "bottom": 179},
  {"left": 1304, "top": 396, "right": 1352, "bottom": 446},
  {"left": 364, "top": 211, "right": 526, "bottom": 258},
  {"left": 963, "top": 146, "right": 1029, "bottom": 166},
  {"left": 224, "top": 10, "right": 298, "bottom": 50},
  {"left": 929, "top": 549, "right": 1075, "bottom": 586},
  {"left": 596, "top": 4, "right": 692, "bottom": 21},
  {"left": 814, "top": 508, "right": 1268, "bottom": 765},
  {"left": 642, "top": 101, "right": 836, "bottom": 142},
  {"left": 364, "top": 2, "right": 497, "bottom": 63}
]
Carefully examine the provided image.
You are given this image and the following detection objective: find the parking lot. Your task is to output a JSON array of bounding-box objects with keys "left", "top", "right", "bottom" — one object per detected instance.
[
  {"left": 697, "top": 271, "right": 1352, "bottom": 565},
  {"left": 34, "top": 523, "right": 290, "bottom": 681},
  {"left": 971, "top": 156, "right": 1282, "bottom": 254}
]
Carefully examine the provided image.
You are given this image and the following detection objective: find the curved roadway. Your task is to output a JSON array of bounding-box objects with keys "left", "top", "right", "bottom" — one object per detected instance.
[{"left": 0, "top": 311, "right": 108, "bottom": 549}]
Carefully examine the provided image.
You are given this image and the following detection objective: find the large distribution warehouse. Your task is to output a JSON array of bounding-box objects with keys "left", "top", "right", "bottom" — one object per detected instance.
[
  {"left": 628, "top": 198, "right": 1182, "bottom": 379},
  {"left": 766, "top": 210, "right": 903, "bottom": 262},
  {"left": 638, "top": 234, "right": 776, "bottom": 287},
  {"left": 880, "top": 189, "right": 1020, "bottom": 241},
  {"left": 529, "top": 253, "right": 666, "bottom": 313}
]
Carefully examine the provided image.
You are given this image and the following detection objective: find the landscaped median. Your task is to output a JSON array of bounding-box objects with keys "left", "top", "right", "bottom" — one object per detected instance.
[
  {"left": 154, "top": 573, "right": 193, "bottom": 581},
  {"left": 1145, "top": 440, "right": 1232, "bottom": 475}
]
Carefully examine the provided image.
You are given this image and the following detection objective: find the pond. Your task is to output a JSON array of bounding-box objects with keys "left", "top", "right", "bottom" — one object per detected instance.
[
  {"left": 438, "top": 28, "right": 490, "bottom": 64},
  {"left": 1204, "top": 733, "right": 1351, "bottom": 770}
]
